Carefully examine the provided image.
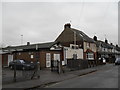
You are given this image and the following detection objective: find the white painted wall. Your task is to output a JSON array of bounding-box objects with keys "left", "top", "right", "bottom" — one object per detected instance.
[
  {"left": 8, "top": 55, "right": 13, "bottom": 66},
  {"left": 84, "top": 42, "right": 97, "bottom": 52},
  {"left": 65, "top": 47, "right": 83, "bottom": 59},
  {"left": 0, "top": 50, "right": 2, "bottom": 54}
]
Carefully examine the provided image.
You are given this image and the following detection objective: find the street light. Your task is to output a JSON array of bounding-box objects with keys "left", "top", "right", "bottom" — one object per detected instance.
[{"left": 21, "top": 35, "right": 23, "bottom": 45}]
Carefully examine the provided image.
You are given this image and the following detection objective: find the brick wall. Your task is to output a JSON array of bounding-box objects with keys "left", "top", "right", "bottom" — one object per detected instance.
[
  {"left": 2, "top": 54, "right": 8, "bottom": 67},
  {"left": 13, "top": 50, "right": 63, "bottom": 68}
]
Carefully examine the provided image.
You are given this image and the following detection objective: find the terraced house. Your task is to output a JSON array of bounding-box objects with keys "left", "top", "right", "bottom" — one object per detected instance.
[
  {"left": 1, "top": 23, "right": 120, "bottom": 69},
  {"left": 55, "top": 23, "right": 97, "bottom": 65},
  {"left": 93, "top": 36, "right": 120, "bottom": 63}
]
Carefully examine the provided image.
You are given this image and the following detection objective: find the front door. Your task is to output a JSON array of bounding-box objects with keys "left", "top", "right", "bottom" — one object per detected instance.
[
  {"left": 8, "top": 55, "right": 13, "bottom": 66},
  {"left": 54, "top": 54, "right": 60, "bottom": 61},
  {"left": 46, "top": 53, "right": 51, "bottom": 67}
]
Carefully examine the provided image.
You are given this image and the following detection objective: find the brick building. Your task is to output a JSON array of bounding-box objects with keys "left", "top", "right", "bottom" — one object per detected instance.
[
  {"left": 2, "top": 42, "right": 63, "bottom": 68},
  {"left": 55, "top": 23, "right": 97, "bottom": 62}
]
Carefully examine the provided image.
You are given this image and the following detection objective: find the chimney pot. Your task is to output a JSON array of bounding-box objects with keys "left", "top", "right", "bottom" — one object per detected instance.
[
  {"left": 27, "top": 42, "right": 30, "bottom": 45},
  {"left": 64, "top": 23, "right": 71, "bottom": 29},
  {"left": 105, "top": 39, "right": 108, "bottom": 44},
  {"left": 116, "top": 44, "right": 118, "bottom": 47},
  {"left": 93, "top": 36, "right": 97, "bottom": 41}
]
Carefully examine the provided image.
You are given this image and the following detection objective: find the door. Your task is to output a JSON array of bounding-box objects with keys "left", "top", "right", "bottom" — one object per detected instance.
[
  {"left": 54, "top": 54, "right": 60, "bottom": 61},
  {"left": 8, "top": 55, "right": 13, "bottom": 66},
  {"left": 46, "top": 53, "right": 51, "bottom": 67},
  {"left": 54, "top": 54, "right": 61, "bottom": 73}
]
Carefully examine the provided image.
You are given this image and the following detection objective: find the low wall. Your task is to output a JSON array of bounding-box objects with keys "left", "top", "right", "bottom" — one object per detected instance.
[
  {"left": 67, "top": 59, "right": 104, "bottom": 70},
  {"left": 67, "top": 59, "right": 88, "bottom": 70}
]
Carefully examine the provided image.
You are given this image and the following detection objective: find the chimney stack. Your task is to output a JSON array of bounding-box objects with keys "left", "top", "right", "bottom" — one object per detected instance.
[
  {"left": 64, "top": 23, "right": 71, "bottom": 29},
  {"left": 105, "top": 39, "right": 108, "bottom": 44},
  {"left": 93, "top": 36, "right": 97, "bottom": 41},
  {"left": 116, "top": 44, "right": 118, "bottom": 47},
  {"left": 27, "top": 42, "right": 30, "bottom": 45}
]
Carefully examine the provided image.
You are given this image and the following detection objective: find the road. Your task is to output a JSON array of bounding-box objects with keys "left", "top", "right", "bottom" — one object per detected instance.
[{"left": 45, "top": 65, "right": 119, "bottom": 88}]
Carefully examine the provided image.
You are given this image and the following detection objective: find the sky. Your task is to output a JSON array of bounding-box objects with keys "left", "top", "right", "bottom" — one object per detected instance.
[{"left": 1, "top": 1, "right": 118, "bottom": 47}]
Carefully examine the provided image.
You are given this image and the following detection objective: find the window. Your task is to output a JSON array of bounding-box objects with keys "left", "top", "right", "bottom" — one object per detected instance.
[
  {"left": 31, "top": 55, "right": 34, "bottom": 59},
  {"left": 19, "top": 60, "right": 25, "bottom": 63},
  {"left": 72, "top": 46, "right": 79, "bottom": 49},
  {"left": 46, "top": 53, "right": 51, "bottom": 67},
  {"left": 29, "top": 52, "right": 31, "bottom": 55},
  {"left": 86, "top": 43, "right": 89, "bottom": 48},
  {"left": 86, "top": 53, "right": 94, "bottom": 60},
  {"left": 18, "top": 52, "right": 21, "bottom": 55},
  {"left": 72, "top": 46, "right": 74, "bottom": 49},
  {"left": 46, "top": 53, "right": 51, "bottom": 61},
  {"left": 70, "top": 44, "right": 79, "bottom": 49},
  {"left": 79, "top": 44, "right": 82, "bottom": 48}
]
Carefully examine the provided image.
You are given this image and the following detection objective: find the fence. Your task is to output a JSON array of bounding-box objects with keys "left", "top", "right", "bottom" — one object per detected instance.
[
  {"left": 67, "top": 59, "right": 103, "bottom": 71},
  {"left": 51, "top": 60, "right": 60, "bottom": 73},
  {"left": 2, "top": 62, "right": 40, "bottom": 84},
  {"left": 51, "top": 59, "right": 107, "bottom": 72},
  {"left": 67, "top": 59, "right": 88, "bottom": 70}
]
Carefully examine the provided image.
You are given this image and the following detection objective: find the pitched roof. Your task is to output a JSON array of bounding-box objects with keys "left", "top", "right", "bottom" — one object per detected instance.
[
  {"left": 95, "top": 40, "right": 113, "bottom": 49},
  {"left": 2, "top": 42, "right": 57, "bottom": 51},
  {"left": 55, "top": 27, "right": 95, "bottom": 43},
  {"left": 71, "top": 28, "right": 95, "bottom": 43}
]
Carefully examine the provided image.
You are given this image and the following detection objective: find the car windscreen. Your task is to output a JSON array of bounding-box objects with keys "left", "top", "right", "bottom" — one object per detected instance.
[
  {"left": 24, "top": 60, "right": 31, "bottom": 64},
  {"left": 19, "top": 60, "right": 25, "bottom": 63},
  {"left": 116, "top": 58, "right": 120, "bottom": 61}
]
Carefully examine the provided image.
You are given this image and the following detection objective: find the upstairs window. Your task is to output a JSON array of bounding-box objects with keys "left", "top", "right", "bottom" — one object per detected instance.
[{"left": 86, "top": 43, "right": 89, "bottom": 48}]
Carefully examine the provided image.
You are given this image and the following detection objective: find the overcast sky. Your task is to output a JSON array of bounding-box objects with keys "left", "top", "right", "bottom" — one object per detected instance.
[{"left": 1, "top": 1, "right": 118, "bottom": 46}]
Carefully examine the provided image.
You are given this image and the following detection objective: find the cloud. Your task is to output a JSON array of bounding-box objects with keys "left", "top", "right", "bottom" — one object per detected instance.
[{"left": 2, "top": 2, "right": 118, "bottom": 46}]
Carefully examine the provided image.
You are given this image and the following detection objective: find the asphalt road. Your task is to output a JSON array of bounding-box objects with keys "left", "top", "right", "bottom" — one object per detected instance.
[{"left": 45, "top": 65, "right": 119, "bottom": 88}]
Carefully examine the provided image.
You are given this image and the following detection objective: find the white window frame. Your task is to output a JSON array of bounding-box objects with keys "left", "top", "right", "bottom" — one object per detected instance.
[
  {"left": 46, "top": 53, "right": 51, "bottom": 67},
  {"left": 31, "top": 55, "right": 34, "bottom": 59},
  {"left": 86, "top": 53, "right": 94, "bottom": 60}
]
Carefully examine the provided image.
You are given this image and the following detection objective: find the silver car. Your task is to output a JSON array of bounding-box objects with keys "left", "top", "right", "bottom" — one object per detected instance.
[{"left": 115, "top": 58, "right": 120, "bottom": 65}]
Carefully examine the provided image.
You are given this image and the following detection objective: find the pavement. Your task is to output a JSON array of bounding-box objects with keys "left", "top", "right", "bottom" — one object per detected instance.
[{"left": 2, "top": 63, "right": 114, "bottom": 89}]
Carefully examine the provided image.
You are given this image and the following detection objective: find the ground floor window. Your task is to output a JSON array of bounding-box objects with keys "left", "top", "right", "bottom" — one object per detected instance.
[
  {"left": 86, "top": 53, "right": 94, "bottom": 60},
  {"left": 46, "top": 53, "right": 51, "bottom": 67}
]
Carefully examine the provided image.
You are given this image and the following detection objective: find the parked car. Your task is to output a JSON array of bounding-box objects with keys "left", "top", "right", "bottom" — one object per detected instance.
[
  {"left": 115, "top": 58, "right": 120, "bottom": 65},
  {"left": 102, "top": 58, "right": 106, "bottom": 64},
  {"left": 9, "top": 59, "right": 35, "bottom": 70},
  {"left": 98, "top": 57, "right": 106, "bottom": 64}
]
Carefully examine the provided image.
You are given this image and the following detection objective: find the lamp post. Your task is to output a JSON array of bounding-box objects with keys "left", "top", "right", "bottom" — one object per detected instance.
[{"left": 21, "top": 35, "right": 23, "bottom": 45}]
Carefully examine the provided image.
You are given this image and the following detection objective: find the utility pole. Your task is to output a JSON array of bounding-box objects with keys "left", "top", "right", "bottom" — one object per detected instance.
[
  {"left": 74, "top": 31, "right": 77, "bottom": 54},
  {"left": 73, "top": 31, "right": 77, "bottom": 60},
  {"left": 74, "top": 31, "right": 76, "bottom": 48}
]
